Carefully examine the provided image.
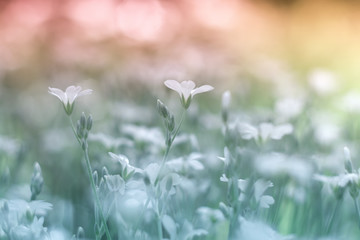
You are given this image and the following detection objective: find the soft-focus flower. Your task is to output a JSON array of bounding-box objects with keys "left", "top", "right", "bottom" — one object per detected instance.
[
  {"left": 48, "top": 86, "right": 92, "bottom": 115},
  {"left": 164, "top": 80, "right": 214, "bottom": 109},
  {"left": 308, "top": 69, "right": 337, "bottom": 96},
  {"left": 237, "top": 122, "right": 293, "bottom": 142}
]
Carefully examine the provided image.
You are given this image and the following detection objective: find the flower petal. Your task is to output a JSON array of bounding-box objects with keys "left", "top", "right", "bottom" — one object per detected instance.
[
  {"left": 78, "top": 89, "right": 93, "bottom": 97},
  {"left": 191, "top": 85, "right": 214, "bottom": 96},
  {"left": 66, "top": 86, "right": 82, "bottom": 104},
  {"left": 164, "top": 80, "right": 183, "bottom": 96},
  {"left": 48, "top": 87, "right": 66, "bottom": 103},
  {"left": 180, "top": 80, "right": 196, "bottom": 90},
  {"left": 180, "top": 81, "right": 195, "bottom": 100}
]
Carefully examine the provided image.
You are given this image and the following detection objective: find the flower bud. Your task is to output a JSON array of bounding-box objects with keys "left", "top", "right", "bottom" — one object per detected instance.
[
  {"left": 165, "top": 176, "right": 173, "bottom": 192},
  {"left": 143, "top": 174, "right": 151, "bottom": 186},
  {"left": 76, "top": 120, "right": 83, "bottom": 139},
  {"left": 80, "top": 112, "right": 86, "bottom": 129},
  {"left": 102, "top": 166, "right": 109, "bottom": 176},
  {"left": 93, "top": 171, "right": 98, "bottom": 186},
  {"left": 25, "top": 207, "right": 34, "bottom": 222},
  {"left": 344, "top": 147, "right": 354, "bottom": 173},
  {"left": 76, "top": 226, "right": 85, "bottom": 239},
  {"left": 222, "top": 91, "right": 231, "bottom": 110},
  {"left": 86, "top": 115, "right": 93, "bottom": 131},
  {"left": 30, "top": 162, "right": 43, "bottom": 201},
  {"left": 167, "top": 114, "right": 175, "bottom": 132},
  {"left": 157, "top": 99, "right": 169, "bottom": 119}
]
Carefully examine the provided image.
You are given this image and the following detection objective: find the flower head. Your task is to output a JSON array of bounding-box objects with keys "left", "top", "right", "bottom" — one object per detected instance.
[
  {"left": 48, "top": 86, "right": 92, "bottom": 115},
  {"left": 164, "top": 80, "right": 214, "bottom": 109}
]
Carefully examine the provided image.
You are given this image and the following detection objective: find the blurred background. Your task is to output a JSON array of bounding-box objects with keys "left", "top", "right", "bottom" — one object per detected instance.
[
  {"left": 1, "top": 0, "right": 360, "bottom": 89},
  {"left": 2, "top": 0, "right": 360, "bottom": 237}
]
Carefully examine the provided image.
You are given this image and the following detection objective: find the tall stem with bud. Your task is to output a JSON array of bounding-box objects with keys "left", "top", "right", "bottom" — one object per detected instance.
[{"left": 69, "top": 113, "right": 112, "bottom": 240}]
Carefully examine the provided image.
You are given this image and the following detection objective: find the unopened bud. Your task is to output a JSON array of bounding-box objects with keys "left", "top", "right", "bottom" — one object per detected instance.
[
  {"left": 30, "top": 162, "right": 43, "bottom": 201},
  {"left": 157, "top": 99, "right": 169, "bottom": 119},
  {"left": 222, "top": 91, "right": 231, "bottom": 109},
  {"left": 86, "top": 115, "right": 93, "bottom": 131},
  {"left": 80, "top": 112, "right": 86, "bottom": 129},
  {"left": 165, "top": 177, "right": 173, "bottom": 192},
  {"left": 143, "top": 174, "right": 151, "bottom": 186},
  {"left": 26, "top": 207, "right": 34, "bottom": 222},
  {"left": 222, "top": 91, "right": 231, "bottom": 123},
  {"left": 102, "top": 166, "right": 109, "bottom": 176},
  {"left": 76, "top": 226, "right": 85, "bottom": 239},
  {"left": 344, "top": 147, "right": 354, "bottom": 173},
  {"left": 76, "top": 120, "right": 83, "bottom": 139},
  {"left": 167, "top": 114, "right": 175, "bottom": 132},
  {"left": 93, "top": 171, "right": 98, "bottom": 186}
]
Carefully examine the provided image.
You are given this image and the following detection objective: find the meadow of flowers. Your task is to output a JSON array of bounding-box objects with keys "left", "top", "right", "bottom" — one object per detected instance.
[
  {"left": 2, "top": 0, "right": 360, "bottom": 239},
  {"left": 1, "top": 68, "right": 360, "bottom": 240}
]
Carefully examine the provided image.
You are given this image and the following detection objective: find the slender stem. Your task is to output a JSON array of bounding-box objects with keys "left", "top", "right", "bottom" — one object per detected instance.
[
  {"left": 326, "top": 199, "right": 341, "bottom": 234},
  {"left": 170, "top": 109, "right": 186, "bottom": 144},
  {"left": 353, "top": 198, "right": 360, "bottom": 228},
  {"left": 69, "top": 116, "right": 112, "bottom": 239},
  {"left": 155, "top": 109, "right": 186, "bottom": 186},
  {"left": 69, "top": 117, "right": 81, "bottom": 145},
  {"left": 84, "top": 149, "right": 112, "bottom": 239},
  {"left": 133, "top": 198, "right": 151, "bottom": 237},
  {"left": 157, "top": 212, "right": 163, "bottom": 240}
]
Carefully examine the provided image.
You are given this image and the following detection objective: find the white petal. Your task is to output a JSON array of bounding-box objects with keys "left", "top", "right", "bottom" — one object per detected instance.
[
  {"left": 181, "top": 81, "right": 196, "bottom": 100},
  {"left": 220, "top": 174, "right": 229, "bottom": 182},
  {"left": 238, "top": 179, "right": 248, "bottom": 192},
  {"left": 271, "top": 124, "right": 293, "bottom": 140},
  {"left": 65, "top": 86, "right": 82, "bottom": 104},
  {"left": 259, "top": 195, "right": 275, "bottom": 208},
  {"left": 78, "top": 89, "right": 93, "bottom": 97},
  {"left": 48, "top": 87, "right": 66, "bottom": 103},
  {"left": 191, "top": 85, "right": 214, "bottom": 96},
  {"left": 164, "top": 80, "right": 183, "bottom": 96},
  {"left": 238, "top": 123, "right": 258, "bottom": 140},
  {"left": 180, "top": 80, "right": 196, "bottom": 90},
  {"left": 259, "top": 123, "right": 273, "bottom": 141},
  {"left": 254, "top": 179, "right": 273, "bottom": 202}
]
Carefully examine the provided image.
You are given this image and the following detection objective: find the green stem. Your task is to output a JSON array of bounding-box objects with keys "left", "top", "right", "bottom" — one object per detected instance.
[
  {"left": 170, "top": 109, "right": 186, "bottom": 144},
  {"left": 326, "top": 199, "right": 341, "bottom": 234},
  {"left": 353, "top": 198, "right": 360, "bottom": 228},
  {"left": 155, "top": 109, "right": 186, "bottom": 186},
  {"left": 69, "top": 117, "right": 112, "bottom": 239},
  {"left": 84, "top": 149, "right": 112, "bottom": 239},
  {"left": 157, "top": 213, "right": 163, "bottom": 240}
]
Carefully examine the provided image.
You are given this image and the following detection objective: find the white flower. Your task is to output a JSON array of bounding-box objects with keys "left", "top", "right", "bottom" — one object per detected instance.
[
  {"left": 308, "top": 69, "right": 337, "bottom": 95},
  {"left": 237, "top": 122, "right": 293, "bottom": 142},
  {"left": 48, "top": 86, "right": 92, "bottom": 115},
  {"left": 222, "top": 91, "right": 231, "bottom": 109},
  {"left": 164, "top": 80, "right": 214, "bottom": 109}
]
